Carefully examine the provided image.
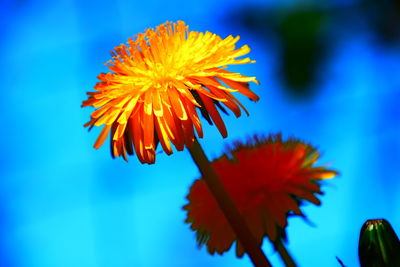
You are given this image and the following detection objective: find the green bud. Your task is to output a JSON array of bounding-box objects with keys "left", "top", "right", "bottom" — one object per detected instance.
[{"left": 359, "top": 219, "right": 400, "bottom": 267}]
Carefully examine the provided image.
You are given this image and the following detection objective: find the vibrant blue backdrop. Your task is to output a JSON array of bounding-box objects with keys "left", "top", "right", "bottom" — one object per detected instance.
[{"left": 1, "top": 0, "right": 399, "bottom": 266}]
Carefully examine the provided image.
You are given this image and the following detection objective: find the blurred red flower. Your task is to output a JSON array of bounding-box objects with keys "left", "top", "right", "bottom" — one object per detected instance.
[{"left": 184, "top": 134, "right": 337, "bottom": 256}]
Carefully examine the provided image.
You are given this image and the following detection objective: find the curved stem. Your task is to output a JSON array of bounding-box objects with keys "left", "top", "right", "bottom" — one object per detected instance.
[
  {"left": 188, "top": 139, "right": 272, "bottom": 267},
  {"left": 274, "top": 239, "right": 297, "bottom": 267}
]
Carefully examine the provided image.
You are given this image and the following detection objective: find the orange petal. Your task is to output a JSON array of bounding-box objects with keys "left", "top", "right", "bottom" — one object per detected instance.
[
  {"left": 226, "top": 92, "right": 250, "bottom": 116},
  {"left": 152, "top": 89, "right": 164, "bottom": 117},
  {"left": 94, "top": 124, "right": 112, "bottom": 149},
  {"left": 173, "top": 81, "right": 201, "bottom": 107},
  {"left": 198, "top": 93, "right": 227, "bottom": 138},
  {"left": 116, "top": 95, "right": 140, "bottom": 125},
  {"left": 94, "top": 107, "right": 120, "bottom": 126},
  {"left": 190, "top": 77, "right": 235, "bottom": 93},
  {"left": 219, "top": 77, "right": 259, "bottom": 101},
  {"left": 208, "top": 85, "right": 241, "bottom": 117},
  {"left": 143, "top": 109, "right": 155, "bottom": 150},
  {"left": 181, "top": 117, "right": 195, "bottom": 147},
  {"left": 129, "top": 105, "right": 145, "bottom": 163},
  {"left": 91, "top": 105, "right": 112, "bottom": 119},
  {"left": 159, "top": 95, "right": 181, "bottom": 148},
  {"left": 183, "top": 98, "right": 203, "bottom": 138},
  {"left": 155, "top": 116, "right": 173, "bottom": 155},
  {"left": 168, "top": 87, "right": 188, "bottom": 120}
]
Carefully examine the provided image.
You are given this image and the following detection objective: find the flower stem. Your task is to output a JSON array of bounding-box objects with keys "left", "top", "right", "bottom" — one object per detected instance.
[
  {"left": 274, "top": 240, "right": 297, "bottom": 267},
  {"left": 188, "top": 139, "right": 272, "bottom": 267}
]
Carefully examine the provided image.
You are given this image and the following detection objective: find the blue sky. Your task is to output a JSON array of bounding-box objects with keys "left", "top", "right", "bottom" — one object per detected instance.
[{"left": 1, "top": 0, "right": 399, "bottom": 266}]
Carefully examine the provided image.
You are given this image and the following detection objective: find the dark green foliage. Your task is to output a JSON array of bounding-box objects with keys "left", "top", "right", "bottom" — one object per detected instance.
[
  {"left": 276, "top": 8, "right": 328, "bottom": 97},
  {"left": 359, "top": 219, "right": 400, "bottom": 267}
]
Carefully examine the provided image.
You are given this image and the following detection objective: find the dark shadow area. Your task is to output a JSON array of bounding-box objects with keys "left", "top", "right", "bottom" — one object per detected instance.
[
  {"left": 275, "top": 7, "right": 329, "bottom": 97},
  {"left": 225, "top": 4, "right": 332, "bottom": 100},
  {"left": 360, "top": 0, "right": 400, "bottom": 45}
]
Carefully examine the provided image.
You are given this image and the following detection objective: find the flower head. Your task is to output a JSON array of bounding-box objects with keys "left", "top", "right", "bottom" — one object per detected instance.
[
  {"left": 82, "top": 21, "right": 259, "bottom": 164},
  {"left": 183, "top": 134, "right": 337, "bottom": 256}
]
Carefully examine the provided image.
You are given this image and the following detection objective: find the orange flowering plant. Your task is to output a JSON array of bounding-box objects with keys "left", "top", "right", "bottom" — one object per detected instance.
[
  {"left": 82, "top": 21, "right": 271, "bottom": 265},
  {"left": 82, "top": 21, "right": 338, "bottom": 267}
]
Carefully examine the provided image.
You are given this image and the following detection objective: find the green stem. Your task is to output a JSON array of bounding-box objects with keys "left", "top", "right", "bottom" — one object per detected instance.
[
  {"left": 274, "top": 239, "right": 297, "bottom": 267},
  {"left": 188, "top": 139, "right": 272, "bottom": 267}
]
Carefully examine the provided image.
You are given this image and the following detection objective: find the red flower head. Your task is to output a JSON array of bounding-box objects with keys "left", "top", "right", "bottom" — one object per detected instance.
[{"left": 183, "top": 134, "right": 337, "bottom": 256}]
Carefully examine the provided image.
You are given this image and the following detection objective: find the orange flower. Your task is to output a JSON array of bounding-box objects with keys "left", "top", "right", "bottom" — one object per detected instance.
[
  {"left": 183, "top": 134, "right": 337, "bottom": 256},
  {"left": 82, "top": 21, "right": 259, "bottom": 164}
]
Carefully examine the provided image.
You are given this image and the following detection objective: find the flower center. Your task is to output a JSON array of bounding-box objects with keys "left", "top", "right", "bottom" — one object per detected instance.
[{"left": 147, "top": 62, "right": 183, "bottom": 89}]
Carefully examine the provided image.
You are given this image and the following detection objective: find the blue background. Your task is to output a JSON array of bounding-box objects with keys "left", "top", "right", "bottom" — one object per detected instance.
[{"left": 1, "top": 0, "right": 400, "bottom": 266}]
